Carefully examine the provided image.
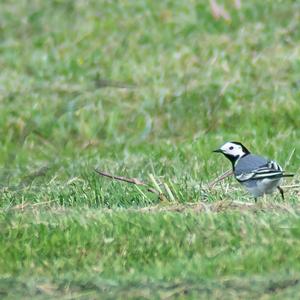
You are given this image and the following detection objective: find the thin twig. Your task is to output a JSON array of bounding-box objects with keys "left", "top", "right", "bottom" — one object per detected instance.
[
  {"left": 280, "top": 184, "right": 300, "bottom": 189},
  {"left": 94, "top": 169, "right": 159, "bottom": 194},
  {"left": 208, "top": 169, "right": 233, "bottom": 189}
]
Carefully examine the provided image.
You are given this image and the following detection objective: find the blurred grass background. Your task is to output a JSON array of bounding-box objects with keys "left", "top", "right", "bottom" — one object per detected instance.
[{"left": 0, "top": 0, "right": 300, "bottom": 298}]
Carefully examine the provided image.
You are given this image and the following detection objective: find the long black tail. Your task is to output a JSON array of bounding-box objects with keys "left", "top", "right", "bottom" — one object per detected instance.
[{"left": 282, "top": 173, "right": 294, "bottom": 177}]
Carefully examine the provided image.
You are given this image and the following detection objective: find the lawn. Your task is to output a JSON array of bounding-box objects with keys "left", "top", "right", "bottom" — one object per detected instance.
[{"left": 0, "top": 0, "right": 299, "bottom": 299}]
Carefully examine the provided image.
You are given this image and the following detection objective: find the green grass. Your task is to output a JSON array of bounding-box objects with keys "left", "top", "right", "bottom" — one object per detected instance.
[{"left": 0, "top": 0, "right": 300, "bottom": 299}]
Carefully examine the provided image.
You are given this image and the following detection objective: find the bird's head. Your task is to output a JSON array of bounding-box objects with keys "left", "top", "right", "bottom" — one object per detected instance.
[{"left": 213, "top": 141, "right": 250, "bottom": 166}]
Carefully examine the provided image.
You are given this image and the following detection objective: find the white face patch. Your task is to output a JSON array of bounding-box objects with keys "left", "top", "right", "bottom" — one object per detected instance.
[{"left": 220, "top": 142, "right": 246, "bottom": 157}]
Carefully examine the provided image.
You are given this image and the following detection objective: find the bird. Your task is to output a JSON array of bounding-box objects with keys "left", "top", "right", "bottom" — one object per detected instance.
[{"left": 213, "top": 141, "right": 294, "bottom": 201}]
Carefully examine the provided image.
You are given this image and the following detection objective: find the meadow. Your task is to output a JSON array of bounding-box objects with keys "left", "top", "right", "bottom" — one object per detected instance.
[{"left": 0, "top": 0, "right": 300, "bottom": 299}]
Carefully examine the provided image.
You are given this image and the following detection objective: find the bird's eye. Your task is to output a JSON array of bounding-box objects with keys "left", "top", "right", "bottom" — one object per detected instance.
[{"left": 229, "top": 146, "right": 234, "bottom": 150}]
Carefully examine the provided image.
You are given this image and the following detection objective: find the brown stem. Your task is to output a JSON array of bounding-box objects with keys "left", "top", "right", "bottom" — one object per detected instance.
[
  {"left": 208, "top": 169, "right": 233, "bottom": 189},
  {"left": 94, "top": 169, "right": 159, "bottom": 194}
]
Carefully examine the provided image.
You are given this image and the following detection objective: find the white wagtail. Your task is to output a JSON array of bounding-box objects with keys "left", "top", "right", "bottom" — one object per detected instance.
[{"left": 213, "top": 141, "right": 294, "bottom": 201}]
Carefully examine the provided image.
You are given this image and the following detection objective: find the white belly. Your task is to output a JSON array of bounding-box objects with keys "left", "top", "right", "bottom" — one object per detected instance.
[{"left": 243, "top": 178, "right": 282, "bottom": 198}]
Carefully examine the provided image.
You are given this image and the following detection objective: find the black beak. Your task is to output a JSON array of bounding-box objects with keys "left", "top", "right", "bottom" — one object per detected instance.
[{"left": 213, "top": 149, "right": 222, "bottom": 153}]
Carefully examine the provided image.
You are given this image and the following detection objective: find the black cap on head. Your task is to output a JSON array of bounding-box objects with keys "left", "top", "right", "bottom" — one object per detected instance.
[{"left": 229, "top": 141, "right": 250, "bottom": 155}]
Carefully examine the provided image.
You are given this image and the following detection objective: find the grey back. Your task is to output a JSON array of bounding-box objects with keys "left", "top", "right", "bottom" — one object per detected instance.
[{"left": 234, "top": 154, "right": 269, "bottom": 175}]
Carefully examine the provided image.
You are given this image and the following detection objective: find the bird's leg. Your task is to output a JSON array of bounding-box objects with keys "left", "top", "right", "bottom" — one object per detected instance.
[{"left": 277, "top": 186, "right": 285, "bottom": 201}]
